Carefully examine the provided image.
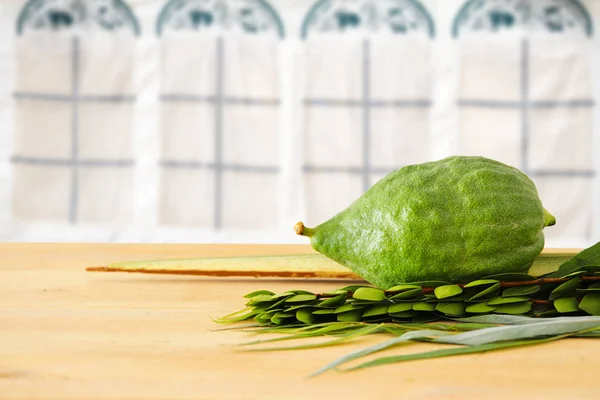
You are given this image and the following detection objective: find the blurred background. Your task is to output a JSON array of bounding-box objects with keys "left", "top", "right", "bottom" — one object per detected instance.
[{"left": 0, "top": 0, "right": 598, "bottom": 248}]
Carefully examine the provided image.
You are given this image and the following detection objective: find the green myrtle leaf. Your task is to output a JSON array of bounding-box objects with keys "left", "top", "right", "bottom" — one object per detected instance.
[
  {"left": 337, "top": 309, "right": 364, "bottom": 322},
  {"left": 559, "top": 270, "right": 587, "bottom": 279},
  {"left": 434, "top": 284, "right": 463, "bottom": 299},
  {"left": 353, "top": 287, "right": 386, "bottom": 301},
  {"left": 549, "top": 277, "right": 580, "bottom": 301},
  {"left": 405, "top": 281, "right": 451, "bottom": 288},
  {"left": 465, "top": 303, "right": 497, "bottom": 313},
  {"left": 483, "top": 273, "right": 535, "bottom": 281},
  {"left": 270, "top": 292, "right": 295, "bottom": 300},
  {"left": 487, "top": 296, "right": 530, "bottom": 305},
  {"left": 296, "top": 308, "right": 315, "bottom": 324},
  {"left": 247, "top": 294, "right": 274, "bottom": 305},
  {"left": 285, "top": 294, "right": 317, "bottom": 303},
  {"left": 312, "top": 309, "right": 336, "bottom": 315},
  {"left": 579, "top": 293, "right": 600, "bottom": 315},
  {"left": 468, "top": 283, "right": 501, "bottom": 301},
  {"left": 338, "top": 285, "right": 374, "bottom": 292},
  {"left": 464, "top": 279, "right": 499, "bottom": 288},
  {"left": 502, "top": 285, "right": 540, "bottom": 297},
  {"left": 243, "top": 290, "right": 275, "bottom": 298},
  {"left": 362, "top": 304, "right": 390, "bottom": 317},
  {"left": 435, "top": 302, "right": 466, "bottom": 316},
  {"left": 389, "top": 311, "right": 418, "bottom": 318},
  {"left": 388, "top": 303, "right": 413, "bottom": 314},
  {"left": 577, "top": 287, "right": 600, "bottom": 294},
  {"left": 319, "top": 293, "right": 347, "bottom": 307},
  {"left": 284, "top": 304, "right": 314, "bottom": 312},
  {"left": 334, "top": 303, "right": 365, "bottom": 314},
  {"left": 493, "top": 302, "right": 532, "bottom": 315},
  {"left": 386, "top": 284, "right": 421, "bottom": 293},
  {"left": 389, "top": 288, "right": 422, "bottom": 300},
  {"left": 554, "top": 297, "right": 579, "bottom": 313},
  {"left": 548, "top": 242, "right": 600, "bottom": 278},
  {"left": 413, "top": 302, "right": 436, "bottom": 312}
]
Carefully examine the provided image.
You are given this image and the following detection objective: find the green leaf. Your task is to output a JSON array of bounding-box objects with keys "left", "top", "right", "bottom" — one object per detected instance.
[
  {"left": 270, "top": 292, "right": 295, "bottom": 300},
  {"left": 243, "top": 290, "right": 275, "bottom": 298},
  {"left": 213, "top": 308, "right": 261, "bottom": 324},
  {"left": 334, "top": 303, "right": 365, "bottom": 314},
  {"left": 413, "top": 302, "right": 436, "bottom": 312},
  {"left": 285, "top": 304, "right": 314, "bottom": 312},
  {"left": 435, "top": 302, "right": 466, "bottom": 316},
  {"left": 577, "top": 287, "right": 600, "bottom": 294},
  {"left": 487, "top": 296, "right": 530, "bottom": 305},
  {"left": 247, "top": 294, "right": 274, "bottom": 304},
  {"left": 482, "top": 273, "right": 536, "bottom": 281},
  {"left": 405, "top": 281, "right": 451, "bottom": 288},
  {"left": 386, "top": 284, "right": 421, "bottom": 293},
  {"left": 468, "top": 283, "right": 501, "bottom": 301},
  {"left": 319, "top": 293, "right": 347, "bottom": 307},
  {"left": 285, "top": 294, "right": 317, "bottom": 303},
  {"left": 549, "top": 277, "right": 580, "bottom": 301},
  {"left": 465, "top": 303, "right": 496, "bottom": 314},
  {"left": 353, "top": 287, "right": 386, "bottom": 302},
  {"left": 248, "top": 324, "right": 383, "bottom": 352},
  {"left": 464, "top": 279, "right": 499, "bottom": 288},
  {"left": 362, "top": 304, "right": 389, "bottom": 317},
  {"left": 388, "top": 303, "right": 413, "bottom": 314},
  {"left": 389, "top": 288, "right": 422, "bottom": 300},
  {"left": 548, "top": 241, "right": 600, "bottom": 278},
  {"left": 389, "top": 311, "right": 418, "bottom": 318},
  {"left": 436, "top": 316, "right": 600, "bottom": 346},
  {"left": 579, "top": 293, "right": 600, "bottom": 315},
  {"left": 337, "top": 309, "right": 364, "bottom": 322},
  {"left": 554, "top": 297, "right": 579, "bottom": 313},
  {"left": 494, "top": 302, "right": 532, "bottom": 315},
  {"left": 434, "top": 284, "right": 463, "bottom": 299},
  {"left": 296, "top": 308, "right": 315, "bottom": 324},
  {"left": 312, "top": 308, "right": 336, "bottom": 315},
  {"left": 502, "top": 285, "right": 540, "bottom": 297},
  {"left": 338, "top": 285, "right": 374, "bottom": 292},
  {"left": 309, "top": 329, "right": 453, "bottom": 378},
  {"left": 346, "top": 336, "right": 568, "bottom": 372},
  {"left": 453, "top": 314, "right": 535, "bottom": 324}
]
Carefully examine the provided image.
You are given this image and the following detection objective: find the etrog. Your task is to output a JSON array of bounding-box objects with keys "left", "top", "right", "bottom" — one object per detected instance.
[{"left": 295, "top": 156, "right": 556, "bottom": 289}]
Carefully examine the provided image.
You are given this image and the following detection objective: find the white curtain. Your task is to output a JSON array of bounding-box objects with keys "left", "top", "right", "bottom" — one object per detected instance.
[{"left": 0, "top": 0, "right": 598, "bottom": 248}]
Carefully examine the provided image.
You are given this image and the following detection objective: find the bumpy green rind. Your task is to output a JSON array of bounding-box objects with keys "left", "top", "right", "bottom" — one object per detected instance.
[{"left": 307, "top": 156, "right": 555, "bottom": 289}]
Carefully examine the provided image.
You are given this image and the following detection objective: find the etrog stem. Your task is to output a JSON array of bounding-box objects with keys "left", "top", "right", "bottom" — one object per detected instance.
[{"left": 295, "top": 222, "right": 316, "bottom": 237}]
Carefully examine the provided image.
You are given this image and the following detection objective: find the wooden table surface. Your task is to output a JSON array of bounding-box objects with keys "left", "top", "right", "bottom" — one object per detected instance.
[{"left": 1, "top": 243, "right": 599, "bottom": 400}]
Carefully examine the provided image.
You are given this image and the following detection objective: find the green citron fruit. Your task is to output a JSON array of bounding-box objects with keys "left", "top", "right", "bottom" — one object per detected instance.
[{"left": 295, "top": 156, "right": 556, "bottom": 289}]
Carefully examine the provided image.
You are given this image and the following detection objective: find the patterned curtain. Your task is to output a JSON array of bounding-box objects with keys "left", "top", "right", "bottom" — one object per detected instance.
[{"left": 0, "top": 0, "right": 597, "bottom": 247}]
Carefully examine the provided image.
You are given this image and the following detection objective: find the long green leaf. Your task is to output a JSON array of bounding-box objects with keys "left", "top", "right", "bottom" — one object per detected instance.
[
  {"left": 247, "top": 324, "right": 384, "bottom": 352},
  {"left": 309, "top": 329, "right": 453, "bottom": 378},
  {"left": 346, "top": 335, "right": 567, "bottom": 372},
  {"left": 436, "top": 318, "right": 600, "bottom": 346},
  {"left": 547, "top": 241, "right": 600, "bottom": 278}
]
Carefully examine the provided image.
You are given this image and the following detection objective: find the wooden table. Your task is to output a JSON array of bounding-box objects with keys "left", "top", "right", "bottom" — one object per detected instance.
[{"left": 1, "top": 243, "right": 598, "bottom": 399}]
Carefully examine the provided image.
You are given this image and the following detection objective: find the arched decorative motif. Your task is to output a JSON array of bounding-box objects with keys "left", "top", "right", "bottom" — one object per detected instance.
[
  {"left": 301, "top": 0, "right": 435, "bottom": 39},
  {"left": 156, "top": 0, "right": 285, "bottom": 38},
  {"left": 452, "top": 0, "right": 593, "bottom": 37},
  {"left": 16, "top": 0, "right": 140, "bottom": 35}
]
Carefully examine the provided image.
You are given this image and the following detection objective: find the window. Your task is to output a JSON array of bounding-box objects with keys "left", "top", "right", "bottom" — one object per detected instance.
[
  {"left": 12, "top": 0, "right": 139, "bottom": 224},
  {"left": 157, "top": 0, "right": 284, "bottom": 230},
  {"left": 301, "top": 0, "right": 435, "bottom": 223},
  {"left": 453, "top": 0, "right": 595, "bottom": 245}
]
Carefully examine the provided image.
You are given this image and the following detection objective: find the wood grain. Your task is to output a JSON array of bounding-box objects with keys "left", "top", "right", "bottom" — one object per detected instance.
[{"left": 1, "top": 243, "right": 598, "bottom": 400}]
